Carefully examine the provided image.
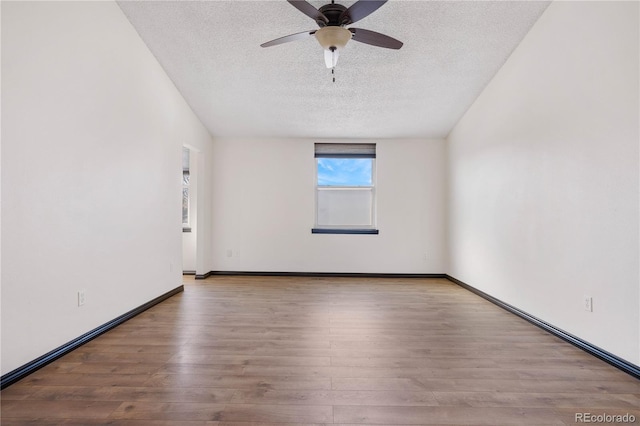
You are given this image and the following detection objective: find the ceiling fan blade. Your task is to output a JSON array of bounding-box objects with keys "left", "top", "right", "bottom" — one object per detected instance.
[
  {"left": 260, "top": 30, "right": 317, "bottom": 48},
  {"left": 287, "top": 0, "right": 328, "bottom": 24},
  {"left": 349, "top": 28, "right": 403, "bottom": 49},
  {"left": 341, "top": 0, "right": 387, "bottom": 24}
]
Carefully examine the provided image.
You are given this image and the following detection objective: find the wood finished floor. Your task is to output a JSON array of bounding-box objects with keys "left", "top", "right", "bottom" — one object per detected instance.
[{"left": 1, "top": 276, "right": 639, "bottom": 425}]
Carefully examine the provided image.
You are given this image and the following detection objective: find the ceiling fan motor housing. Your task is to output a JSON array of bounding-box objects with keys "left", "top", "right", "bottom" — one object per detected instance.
[{"left": 317, "top": 3, "right": 350, "bottom": 27}]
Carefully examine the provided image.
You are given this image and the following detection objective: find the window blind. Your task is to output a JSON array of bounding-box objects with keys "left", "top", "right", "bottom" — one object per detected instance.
[{"left": 314, "top": 143, "right": 376, "bottom": 158}]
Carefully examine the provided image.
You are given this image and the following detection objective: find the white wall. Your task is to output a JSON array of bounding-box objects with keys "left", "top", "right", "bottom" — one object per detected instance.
[
  {"left": 1, "top": 1, "right": 213, "bottom": 375},
  {"left": 447, "top": 1, "right": 639, "bottom": 364},
  {"left": 211, "top": 138, "right": 447, "bottom": 274}
]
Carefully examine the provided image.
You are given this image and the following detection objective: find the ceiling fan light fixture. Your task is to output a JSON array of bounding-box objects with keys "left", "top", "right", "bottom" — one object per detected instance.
[
  {"left": 315, "top": 26, "right": 352, "bottom": 50},
  {"left": 315, "top": 27, "right": 352, "bottom": 68},
  {"left": 324, "top": 48, "right": 339, "bottom": 68},
  {"left": 260, "top": 1, "right": 402, "bottom": 70}
]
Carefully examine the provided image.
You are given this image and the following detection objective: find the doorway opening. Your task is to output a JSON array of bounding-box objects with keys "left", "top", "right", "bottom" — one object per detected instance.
[{"left": 182, "top": 146, "right": 197, "bottom": 274}]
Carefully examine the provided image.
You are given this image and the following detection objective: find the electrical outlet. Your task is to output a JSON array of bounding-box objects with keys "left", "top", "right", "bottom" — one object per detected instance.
[
  {"left": 226, "top": 249, "right": 233, "bottom": 258},
  {"left": 424, "top": 252, "right": 428, "bottom": 261},
  {"left": 78, "top": 290, "right": 86, "bottom": 307},
  {"left": 583, "top": 295, "right": 593, "bottom": 312}
]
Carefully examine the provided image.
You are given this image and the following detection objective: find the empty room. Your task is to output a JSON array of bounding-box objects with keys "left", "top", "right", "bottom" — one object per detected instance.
[{"left": 1, "top": 0, "right": 638, "bottom": 425}]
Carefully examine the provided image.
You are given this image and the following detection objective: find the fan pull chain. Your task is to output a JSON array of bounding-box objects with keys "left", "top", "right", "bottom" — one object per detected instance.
[{"left": 332, "top": 67, "right": 335, "bottom": 83}]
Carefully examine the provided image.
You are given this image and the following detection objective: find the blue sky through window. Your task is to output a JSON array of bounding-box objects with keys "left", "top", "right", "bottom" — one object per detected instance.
[{"left": 317, "top": 158, "right": 372, "bottom": 186}]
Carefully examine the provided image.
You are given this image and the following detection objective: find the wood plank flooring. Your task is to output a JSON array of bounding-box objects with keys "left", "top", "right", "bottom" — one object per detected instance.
[{"left": 2, "top": 276, "right": 639, "bottom": 425}]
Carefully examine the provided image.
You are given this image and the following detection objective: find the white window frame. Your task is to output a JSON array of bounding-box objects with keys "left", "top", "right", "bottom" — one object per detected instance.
[{"left": 313, "top": 144, "right": 378, "bottom": 235}]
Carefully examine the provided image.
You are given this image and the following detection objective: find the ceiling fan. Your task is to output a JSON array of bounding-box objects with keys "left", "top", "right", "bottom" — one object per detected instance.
[{"left": 260, "top": 0, "right": 403, "bottom": 69}]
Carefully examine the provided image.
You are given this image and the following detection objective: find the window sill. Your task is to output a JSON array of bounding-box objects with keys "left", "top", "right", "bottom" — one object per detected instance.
[{"left": 311, "top": 228, "right": 379, "bottom": 235}]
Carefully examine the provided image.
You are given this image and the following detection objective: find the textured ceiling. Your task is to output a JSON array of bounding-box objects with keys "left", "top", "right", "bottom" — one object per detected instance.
[{"left": 118, "top": 1, "right": 550, "bottom": 139}]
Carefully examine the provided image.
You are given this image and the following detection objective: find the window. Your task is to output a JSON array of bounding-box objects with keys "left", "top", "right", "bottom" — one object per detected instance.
[
  {"left": 182, "top": 147, "right": 191, "bottom": 232},
  {"left": 313, "top": 143, "right": 378, "bottom": 234}
]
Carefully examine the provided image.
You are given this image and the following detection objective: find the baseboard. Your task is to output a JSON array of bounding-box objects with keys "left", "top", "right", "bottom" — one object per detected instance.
[
  {"left": 445, "top": 274, "right": 640, "bottom": 380},
  {"left": 195, "top": 271, "right": 213, "bottom": 279},
  {"left": 182, "top": 270, "right": 196, "bottom": 275},
  {"left": 0, "top": 285, "right": 184, "bottom": 390},
  {"left": 199, "top": 271, "right": 447, "bottom": 279}
]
